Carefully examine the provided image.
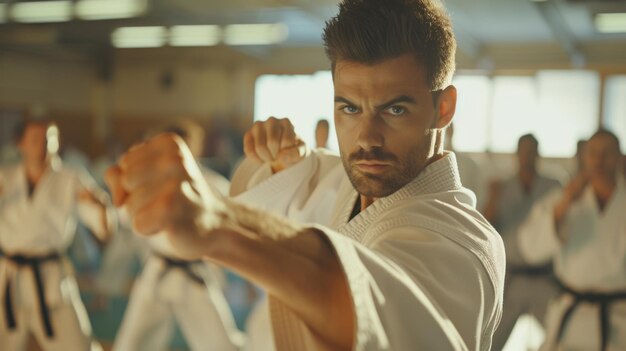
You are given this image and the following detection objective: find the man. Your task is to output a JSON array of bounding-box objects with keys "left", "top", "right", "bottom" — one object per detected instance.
[
  {"left": 113, "top": 122, "right": 241, "bottom": 351},
  {"left": 106, "top": 0, "right": 505, "bottom": 349},
  {"left": 518, "top": 130, "right": 626, "bottom": 351},
  {"left": 0, "top": 119, "right": 114, "bottom": 351},
  {"left": 315, "top": 119, "right": 330, "bottom": 149},
  {"left": 483, "top": 134, "right": 561, "bottom": 350}
]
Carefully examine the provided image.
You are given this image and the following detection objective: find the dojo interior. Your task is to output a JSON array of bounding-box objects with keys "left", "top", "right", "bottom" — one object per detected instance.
[{"left": 1, "top": 0, "right": 625, "bottom": 350}]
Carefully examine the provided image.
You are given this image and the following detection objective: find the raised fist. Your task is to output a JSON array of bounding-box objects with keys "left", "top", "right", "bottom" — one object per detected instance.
[
  {"left": 244, "top": 117, "right": 306, "bottom": 173},
  {"left": 105, "top": 133, "right": 228, "bottom": 259}
]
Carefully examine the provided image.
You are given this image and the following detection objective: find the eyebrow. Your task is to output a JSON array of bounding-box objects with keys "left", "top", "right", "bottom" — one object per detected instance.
[{"left": 334, "top": 95, "right": 417, "bottom": 110}]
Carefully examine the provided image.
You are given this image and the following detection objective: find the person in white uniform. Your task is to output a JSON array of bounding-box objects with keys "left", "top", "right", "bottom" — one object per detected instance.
[
  {"left": 518, "top": 130, "right": 626, "bottom": 351},
  {"left": 445, "top": 123, "right": 487, "bottom": 208},
  {"left": 0, "top": 119, "right": 115, "bottom": 351},
  {"left": 484, "top": 134, "right": 562, "bottom": 350},
  {"left": 104, "top": 0, "right": 506, "bottom": 349},
  {"left": 113, "top": 123, "right": 241, "bottom": 351}
]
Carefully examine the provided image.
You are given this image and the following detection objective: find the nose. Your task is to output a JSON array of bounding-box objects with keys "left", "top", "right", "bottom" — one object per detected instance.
[{"left": 356, "top": 114, "right": 384, "bottom": 151}]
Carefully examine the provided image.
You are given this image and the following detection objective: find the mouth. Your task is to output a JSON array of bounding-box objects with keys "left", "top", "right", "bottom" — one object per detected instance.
[{"left": 354, "top": 161, "right": 391, "bottom": 174}]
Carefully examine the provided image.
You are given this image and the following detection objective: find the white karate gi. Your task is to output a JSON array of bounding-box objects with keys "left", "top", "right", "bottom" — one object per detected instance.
[
  {"left": 113, "top": 167, "right": 242, "bottom": 351},
  {"left": 491, "top": 174, "right": 562, "bottom": 350},
  {"left": 0, "top": 162, "right": 111, "bottom": 351},
  {"left": 231, "top": 149, "right": 506, "bottom": 351},
  {"left": 518, "top": 180, "right": 626, "bottom": 351}
]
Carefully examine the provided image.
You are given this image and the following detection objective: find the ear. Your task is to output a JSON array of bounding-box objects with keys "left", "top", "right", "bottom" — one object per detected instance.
[{"left": 434, "top": 85, "right": 457, "bottom": 129}]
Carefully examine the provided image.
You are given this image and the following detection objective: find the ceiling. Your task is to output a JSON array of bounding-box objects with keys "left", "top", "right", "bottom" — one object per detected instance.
[{"left": 1, "top": 0, "right": 626, "bottom": 71}]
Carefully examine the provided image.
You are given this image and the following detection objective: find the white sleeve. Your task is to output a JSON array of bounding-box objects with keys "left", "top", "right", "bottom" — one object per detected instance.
[
  {"left": 231, "top": 150, "right": 344, "bottom": 225},
  {"left": 201, "top": 166, "right": 231, "bottom": 197},
  {"left": 270, "top": 226, "right": 494, "bottom": 351},
  {"left": 517, "top": 189, "right": 562, "bottom": 265}
]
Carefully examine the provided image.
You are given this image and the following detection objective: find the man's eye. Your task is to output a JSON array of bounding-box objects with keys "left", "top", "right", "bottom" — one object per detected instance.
[
  {"left": 342, "top": 106, "right": 359, "bottom": 114},
  {"left": 387, "top": 106, "right": 406, "bottom": 116}
]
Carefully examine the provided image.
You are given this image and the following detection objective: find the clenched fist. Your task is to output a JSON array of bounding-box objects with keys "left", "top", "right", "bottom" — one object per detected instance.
[
  {"left": 105, "top": 133, "right": 229, "bottom": 259},
  {"left": 244, "top": 117, "right": 306, "bottom": 173}
]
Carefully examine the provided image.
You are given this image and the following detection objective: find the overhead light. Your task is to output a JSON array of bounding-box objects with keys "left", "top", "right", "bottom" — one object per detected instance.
[
  {"left": 223, "top": 23, "right": 288, "bottom": 45},
  {"left": 112, "top": 26, "right": 166, "bottom": 48},
  {"left": 170, "top": 25, "right": 221, "bottom": 47},
  {"left": 595, "top": 13, "right": 626, "bottom": 33},
  {"left": 11, "top": 1, "right": 72, "bottom": 23},
  {"left": 76, "top": 0, "right": 147, "bottom": 20}
]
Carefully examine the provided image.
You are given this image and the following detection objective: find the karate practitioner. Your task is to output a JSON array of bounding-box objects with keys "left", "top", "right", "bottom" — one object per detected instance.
[
  {"left": 315, "top": 119, "right": 330, "bottom": 149},
  {"left": 446, "top": 123, "right": 486, "bottom": 207},
  {"left": 518, "top": 130, "right": 626, "bottom": 351},
  {"left": 485, "top": 134, "right": 561, "bottom": 350},
  {"left": 113, "top": 123, "right": 241, "bottom": 351},
  {"left": 0, "top": 119, "right": 115, "bottom": 351},
  {"left": 105, "top": 0, "right": 506, "bottom": 349}
]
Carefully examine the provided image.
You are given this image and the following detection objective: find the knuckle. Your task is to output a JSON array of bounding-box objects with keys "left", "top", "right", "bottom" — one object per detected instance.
[
  {"left": 280, "top": 118, "right": 294, "bottom": 129},
  {"left": 252, "top": 121, "right": 263, "bottom": 132}
]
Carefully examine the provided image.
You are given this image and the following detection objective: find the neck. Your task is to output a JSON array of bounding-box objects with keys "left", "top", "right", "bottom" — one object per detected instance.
[
  {"left": 519, "top": 168, "right": 535, "bottom": 183},
  {"left": 359, "top": 195, "right": 376, "bottom": 212},
  {"left": 24, "top": 158, "right": 49, "bottom": 184},
  {"left": 591, "top": 176, "right": 616, "bottom": 201}
]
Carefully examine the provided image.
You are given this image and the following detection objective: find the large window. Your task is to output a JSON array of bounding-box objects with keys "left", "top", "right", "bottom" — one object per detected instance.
[
  {"left": 603, "top": 75, "right": 626, "bottom": 153},
  {"left": 254, "top": 70, "right": 602, "bottom": 157},
  {"left": 453, "top": 70, "right": 600, "bottom": 157},
  {"left": 452, "top": 75, "right": 491, "bottom": 152},
  {"left": 534, "top": 71, "right": 600, "bottom": 156},
  {"left": 254, "top": 71, "right": 337, "bottom": 151},
  {"left": 489, "top": 76, "right": 539, "bottom": 153}
]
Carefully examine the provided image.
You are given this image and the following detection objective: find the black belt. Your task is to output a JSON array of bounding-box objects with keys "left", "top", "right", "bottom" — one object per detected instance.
[
  {"left": 1, "top": 251, "right": 62, "bottom": 338},
  {"left": 153, "top": 252, "right": 205, "bottom": 285},
  {"left": 556, "top": 279, "right": 626, "bottom": 351},
  {"left": 508, "top": 263, "right": 553, "bottom": 276}
]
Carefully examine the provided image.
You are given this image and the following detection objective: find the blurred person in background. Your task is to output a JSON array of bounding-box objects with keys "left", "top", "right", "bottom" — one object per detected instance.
[
  {"left": 314, "top": 118, "right": 330, "bottom": 149},
  {"left": 484, "top": 134, "right": 562, "bottom": 350},
  {"left": 565, "top": 139, "right": 587, "bottom": 179},
  {"left": 518, "top": 130, "right": 626, "bottom": 351},
  {"left": 0, "top": 118, "right": 115, "bottom": 351},
  {"left": 112, "top": 120, "right": 242, "bottom": 351},
  {"left": 445, "top": 123, "right": 487, "bottom": 208}
]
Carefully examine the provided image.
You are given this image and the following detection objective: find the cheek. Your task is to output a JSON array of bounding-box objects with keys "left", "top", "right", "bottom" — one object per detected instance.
[{"left": 335, "top": 122, "right": 355, "bottom": 147}]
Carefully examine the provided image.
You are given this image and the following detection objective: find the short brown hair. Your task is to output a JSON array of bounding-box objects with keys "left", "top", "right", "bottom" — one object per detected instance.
[
  {"left": 322, "top": 0, "right": 456, "bottom": 91},
  {"left": 517, "top": 133, "right": 539, "bottom": 152},
  {"left": 589, "top": 129, "right": 621, "bottom": 153}
]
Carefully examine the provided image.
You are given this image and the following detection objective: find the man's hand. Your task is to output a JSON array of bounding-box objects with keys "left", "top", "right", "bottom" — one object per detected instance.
[
  {"left": 106, "top": 132, "right": 354, "bottom": 349},
  {"left": 105, "top": 133, "right": 228, "bottom": 259},
  {"left": 243, "top": 117, "right": 306, "bottom": 173},
  {"left": 554, "top": 173, "right": 588, "bottom": 232}
]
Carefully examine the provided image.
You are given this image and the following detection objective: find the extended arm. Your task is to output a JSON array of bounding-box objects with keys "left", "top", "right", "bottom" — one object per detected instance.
[{"left": 105, "top": 123, "right": 354, "bottom": 349}]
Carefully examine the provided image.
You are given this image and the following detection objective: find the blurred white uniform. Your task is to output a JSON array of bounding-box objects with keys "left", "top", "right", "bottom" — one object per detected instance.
[
  {"left": 518, "top": 180, "right": 626, "bottom": 351},
  {"left": 232, "top": 150, "right": 505, "bottom": 351},
  {"left": 455, "top": 152, "right": 487, "bottom": 209},
  {"left": 491, "top": 174, "right": 561, "bottom": 350},
  {"left": 113, "top": 167, "right": 241, "bottom": 351},
  {"left": 0, "top": 163, "right": 110, "bottom": 351}
]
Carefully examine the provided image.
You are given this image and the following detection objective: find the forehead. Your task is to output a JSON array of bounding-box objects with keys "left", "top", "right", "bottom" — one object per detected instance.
[
  {"left": 333, "top": 54, "right": 430, "bottom": 94},
  {"left": 24, "top": 123, "right": 48, "bottom": 136},
  {"left": 518, "top": 139, "right": 537, "bottom": 149}
]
